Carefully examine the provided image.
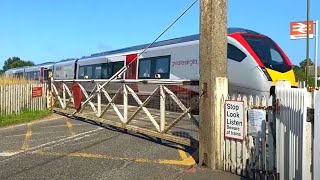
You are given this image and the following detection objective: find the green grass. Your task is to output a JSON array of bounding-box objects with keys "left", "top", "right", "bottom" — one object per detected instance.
[{"left": 0, "top": 110, "right": 52, "bottom": 127}]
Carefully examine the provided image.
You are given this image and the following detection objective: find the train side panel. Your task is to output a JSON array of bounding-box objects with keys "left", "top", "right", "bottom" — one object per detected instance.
[
  {"left": 53, "top": 61, "right": 76, "bottom": 80},
  {"left": 139, "top": 41, "right": 199, "bottom": 80}
]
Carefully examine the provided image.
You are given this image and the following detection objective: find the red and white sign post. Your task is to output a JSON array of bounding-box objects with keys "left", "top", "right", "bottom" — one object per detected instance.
[
  {"left": 290, "top": 21, "right": 314, "bottom": 40},
  {"left": 290, "top": 20, "right": 318, "bottom": 87}
]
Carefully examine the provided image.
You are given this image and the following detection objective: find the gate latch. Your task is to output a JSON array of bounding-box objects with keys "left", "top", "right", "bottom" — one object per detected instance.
[{"left": 307, "top": 108, "right": 314, "bottom": 122}]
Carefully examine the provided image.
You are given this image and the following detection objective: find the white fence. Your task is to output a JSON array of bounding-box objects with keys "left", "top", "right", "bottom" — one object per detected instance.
[
  {"left": 314, "top": 91, "right": 320, "bottom": 179},
  {"left": 222, "top": 86, "right": 315, "bottom": 179},
  {"left": 0, "top": 83, "right": 47, "bottom": 115},
  {"left": 275, "top": 87, "right": 312, "bottom": 180},
  {"left": 222, "top": 94, "right": 276, "bottom": 179}
]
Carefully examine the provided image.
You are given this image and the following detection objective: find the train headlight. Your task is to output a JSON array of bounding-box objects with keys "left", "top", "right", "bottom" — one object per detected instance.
[{"left": 261, "top": 68, "right": 272, "bottom": 81}]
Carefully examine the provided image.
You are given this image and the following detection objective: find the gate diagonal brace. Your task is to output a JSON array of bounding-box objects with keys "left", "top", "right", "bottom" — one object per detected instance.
[
  {"left": 99, "top": 84, "right": 124, "bottom": 122},
  {"left": 163, "top": 86, "right": 198, "bottom": 126},
  {"left": 78, "top": 83, "right": 97, "bottom": 113},
  {"left": 126, "top": 85, "right": 160, "bottom": 132},
  {"left": 63, "top": 84, "right": 75, "bottom": 108},
  {"left": 126, "top": 86, "right": 159, "bottom": 124},
  {"left": 52, "top": 84, "right": 64, "bottom": 109},
  {"left": 63, "top": 84, "right": 74, "bottom": 103}
]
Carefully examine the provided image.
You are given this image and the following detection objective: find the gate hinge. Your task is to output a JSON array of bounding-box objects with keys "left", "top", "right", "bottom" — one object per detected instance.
[{"left": 307, "top": 108, "right": 314, "bottom": 122}]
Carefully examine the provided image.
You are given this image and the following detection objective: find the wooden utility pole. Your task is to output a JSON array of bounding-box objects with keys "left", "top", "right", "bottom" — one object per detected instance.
[{"left": 199, "top": 0, "right": 228, "bottom": 170}]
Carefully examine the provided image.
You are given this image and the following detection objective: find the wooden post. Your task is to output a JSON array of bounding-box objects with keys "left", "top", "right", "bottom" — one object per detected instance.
[
  {"left": 199, "top": 0, "right": 228, "bottom": 170},
  {"left": 160, "top": 85, "right": 166, "bottom": 132},
  {"left": 97, "top": 83, "right": 101, "bottom": 117},
  {"left": 123, "top": 84, "right": 128, "bottom": 123}
]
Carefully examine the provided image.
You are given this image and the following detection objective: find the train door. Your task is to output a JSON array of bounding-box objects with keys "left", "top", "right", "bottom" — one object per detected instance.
[
  {"left": 40, "top": 67, "right": 44, "bottom": 83},
  {"left": 44, "top": 68, "right": 52, "bottom": 81},
  {"left": 125, "top": 54, "right": 138, "bottom": 79},
  {"left": 125, "top": 54, "right": 139, "bottom": 92}
]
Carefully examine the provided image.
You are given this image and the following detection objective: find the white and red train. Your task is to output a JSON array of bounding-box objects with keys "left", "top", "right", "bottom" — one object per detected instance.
[{"left": 5, "top": 28, "right": 297, "bottom": 97}]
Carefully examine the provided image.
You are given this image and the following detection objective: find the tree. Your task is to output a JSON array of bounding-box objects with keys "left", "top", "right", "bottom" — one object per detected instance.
[
  {"left": 293, "top": 58, "right": 320, "bottom": 87},
  {"left": 299, "top": 58, "right": 314, "bottom": 70},
  {"left": 293, "top": 66, "right": 306, "bottom": 81},
  {"left": 2, "top": 57, "right": 34, "bottom": 71}
]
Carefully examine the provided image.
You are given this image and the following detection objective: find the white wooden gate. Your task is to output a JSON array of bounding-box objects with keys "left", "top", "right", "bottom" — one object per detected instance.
[
  {"left": 222, "top": 94, "right": 276, "bottom": 179},
  {"left": 222, "top": 85, "right": 314, "bottom": 180},
  {"left": 275, "top": 87, "right": 312, "bottom": 180}
]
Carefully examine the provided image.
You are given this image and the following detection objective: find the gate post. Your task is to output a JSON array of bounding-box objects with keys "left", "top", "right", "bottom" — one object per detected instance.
[
  {"left": 199, "top": 0, "right": 228, "bottom": 170},
  {"left": 47, "top": 72, "right": 53, "bottom": 111}
]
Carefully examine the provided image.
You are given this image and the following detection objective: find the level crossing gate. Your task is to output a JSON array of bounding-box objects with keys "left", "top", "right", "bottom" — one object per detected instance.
[{"left": 49, "top": 79, "right": 200, "bottom": 147}]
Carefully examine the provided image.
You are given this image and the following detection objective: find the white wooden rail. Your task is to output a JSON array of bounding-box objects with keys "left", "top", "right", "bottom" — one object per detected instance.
[{"left": 0, "top": 83, "right": 47, "bottom": 115}]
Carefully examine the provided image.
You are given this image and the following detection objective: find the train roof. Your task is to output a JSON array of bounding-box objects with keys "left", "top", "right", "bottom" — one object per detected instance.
[
  {"left": 5, "top": 66, "right": 28, "bottom": 74},
  {"left": 84, "top": 28, "right": 261, "bottom": 59},
  {"left": 36, "top": 61, "right": 55, "bottom": 66},
  {"left": 52, "top": 58, "right": 78, "bottom": 66}
]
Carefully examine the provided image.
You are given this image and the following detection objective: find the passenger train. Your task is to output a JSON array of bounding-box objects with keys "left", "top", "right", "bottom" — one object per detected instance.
[
  {"left": 5, "top": 62, "right": 55, "bottom": 83},
  {"left": 5, "top": 28, "right": 297, "bottom": 97}
]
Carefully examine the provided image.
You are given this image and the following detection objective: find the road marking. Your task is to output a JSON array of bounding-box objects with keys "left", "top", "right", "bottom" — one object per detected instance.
[
  {"left": 66, "top": 119, "right": 76, "bottom": 136},
  {"left": 0, "top": 128, "right": 104, "bottom": 163},
  {"left": 20, "top": 123, "right": 32, "bottom": 150},
  {"left": 39, "top": 124, "right": 85, "bottom": 129},
  {"left": 33, "top": 151, "right": 196, "bottom": 166},
  {"left": 177, "top": 145, "right": 188, "bottom": 160},
  {"left": 1, "top": 131, "right": 72, "bottom": 138},
  {"left": 0, "top": 151, "right": 21, "bottom": 157}
]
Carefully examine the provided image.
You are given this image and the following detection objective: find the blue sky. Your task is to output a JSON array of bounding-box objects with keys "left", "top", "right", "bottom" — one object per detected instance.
[{"left": 0, "top": 0, "right": 319, "bottom": 68}]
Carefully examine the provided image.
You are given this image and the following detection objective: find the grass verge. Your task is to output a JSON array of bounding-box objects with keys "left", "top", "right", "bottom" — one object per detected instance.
[{"left": 0, "top": 110, "right": 52, "bottom": 127}]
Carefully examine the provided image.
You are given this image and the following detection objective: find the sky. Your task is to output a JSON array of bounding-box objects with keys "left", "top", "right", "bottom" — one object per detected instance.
[{"left": 0, "top": 0, "right": 319, "bottom": 69}]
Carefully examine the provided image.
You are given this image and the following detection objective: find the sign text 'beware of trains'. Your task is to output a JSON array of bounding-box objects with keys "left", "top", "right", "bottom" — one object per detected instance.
[{"left": 224, "top": 100, "right": 245, "bottom": 141}]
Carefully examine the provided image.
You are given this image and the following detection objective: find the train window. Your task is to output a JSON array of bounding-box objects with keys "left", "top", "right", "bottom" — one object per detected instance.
[
  {"left": 113, "top": 62, "right": 124, "bottom": 75},
  {"left": 155, "top": 57, "right": 169, "bottom": 74},
  {"left": 86, "top": 66, "right": 93, "bottom": 79},
  {"left": 79, "top": 66, "right": 85, "bottom": 79},
  {"left": 139, "top": 59, "right": 151, "bottom": 78},
  {"left": 243, "top": 35, "right": 291, "bottom": 73},
  {"left": 101, "top": 63, "right": 112, "bottom": 79},
  {"left": 138, "top": 56, "right": 170, "bottom": 79},
  {"left": 227, "top": 44, "right": 246, "bottom": 62},
  {"left": 113, "top": 61, "right": 124, "bottom": 79},
  {"left": 95, "top": 66, "right": 102, "bottom": 79},
  {"left": 270, "top": 48, "right": 283, "bottom": 63}
]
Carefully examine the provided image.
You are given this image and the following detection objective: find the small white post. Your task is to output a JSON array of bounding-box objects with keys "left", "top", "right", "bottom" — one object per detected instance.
[
  {"left": 63, "top": 84, "right": 66, "bottom": 109},
  {"left": 160, "top": 85, "right": 166, "bottom": 132},
  {"left": 97, "top": 83, "right": 101, "bottom": 117},
  {"left": 123, "top": 84, "right": 128, "bottom": 123}
]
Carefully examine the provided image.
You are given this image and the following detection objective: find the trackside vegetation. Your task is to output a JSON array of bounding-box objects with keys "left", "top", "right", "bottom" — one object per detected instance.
[
  {"left": 0, "top": 110, "right": 51, "bottom": 127},
  {"left": 0, "top": 75, "right": 33, "bottom": 85}
]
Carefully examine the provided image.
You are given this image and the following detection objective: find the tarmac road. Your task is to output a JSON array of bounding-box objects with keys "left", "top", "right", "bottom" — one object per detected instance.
[{"left": 0, "top": 114, "right": 242, "bottom": 180}]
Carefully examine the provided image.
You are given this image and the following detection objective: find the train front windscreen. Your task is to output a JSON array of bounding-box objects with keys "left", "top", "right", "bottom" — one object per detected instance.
[
  {"left": 242, "top": 35, "right": 291, "bottom": 72},
  {"left": 242, "top": 35, "right": 296, "bottom": 86}
]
